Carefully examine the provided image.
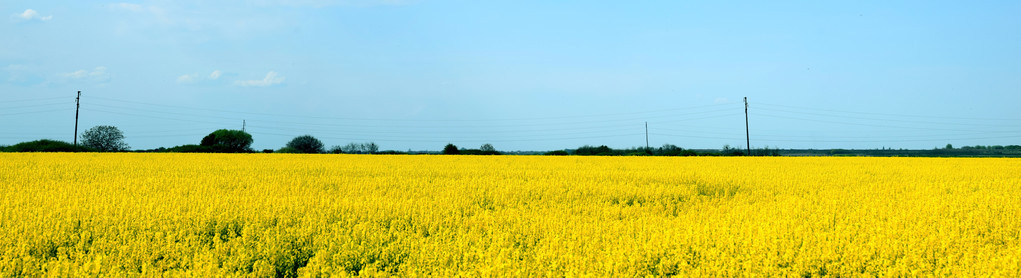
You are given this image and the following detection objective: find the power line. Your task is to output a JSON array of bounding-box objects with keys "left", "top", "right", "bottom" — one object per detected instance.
[
  {"left": 754, "top": 106, "right": 1021, "bottom": 128},
  {"left": 0, "top": 101, "right": 70, "bottom": 109},
  {"left": 85, "top": 99, "right": 737, "bottom": 129},
  {"left": 0, "top": 96, "right": 69, "bottom": 103},
  {"left": 755, "top": 113, "right": 990, "bottom": 133},
  {"left": 757, "top": 102, "right": 1020, "bottom": 122},
  {"left": 0, "top": 108, "right": 69, "bottom": 116},
  {"left": 88, "top": 95, "right": 735, "bottom": 123}
]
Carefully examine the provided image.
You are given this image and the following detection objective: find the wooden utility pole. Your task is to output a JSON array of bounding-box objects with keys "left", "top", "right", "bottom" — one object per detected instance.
[
  {"left": 744, "top": 97, "right": 750, "bottom": 155},
  {"left": 243, "top": 120, "right": 246, "bottom": 132},
  {"left": 74, "top": 91, "right": 80, "bottom": 146}
]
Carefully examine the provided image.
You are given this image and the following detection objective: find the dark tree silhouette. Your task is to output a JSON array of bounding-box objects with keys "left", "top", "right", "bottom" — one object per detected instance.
[
  {"left": 286, "top": 135, "right": 325, "bottom": 154},
  {"left": 443, "top": 143, "right": 460, "bottom": 155},
  {"left": 80, "top": 125, "right": 129, "bottom": 152},
  {"left": 200, "top": 129, "right": 253, "bottom": 153}
]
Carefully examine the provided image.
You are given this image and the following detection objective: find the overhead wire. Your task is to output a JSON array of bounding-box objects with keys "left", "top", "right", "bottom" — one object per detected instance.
[
  {"left": 5, "top": 94, "right": 1019, "bottom": 148},
  {"left": 757, "top": 102, "right": 1020, "bottom": 122}
]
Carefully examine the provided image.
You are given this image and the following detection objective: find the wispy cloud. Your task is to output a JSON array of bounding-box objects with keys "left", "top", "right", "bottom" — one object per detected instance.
[
  {"left": 176, "top": 74, "right": 196, "bottom": 84},
  {"left": 13, "top": 9, "right": 52, "bottom": 22},
  {"left": 236, "top": 71, "right": 285, "bottom": 87},
  {"left": 62, "top": 67, "right": 111, "bottom": 83},
  {"left": 177, "top": 70, "right": 223, "bottom": 84}
]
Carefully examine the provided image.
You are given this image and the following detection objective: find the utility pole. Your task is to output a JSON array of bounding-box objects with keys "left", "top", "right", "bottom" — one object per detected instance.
[
  {"left": 744, "top": 97, "right": 750, "bottom": 155},
  {"left": 243, "top": 120, "right": 246, "bottom": 132},
  {"left": 645, "top": 121, "right": 650, "bottom": 153},
  {"left": 74, "top": 91, "right": 81, "bottom": 146}
]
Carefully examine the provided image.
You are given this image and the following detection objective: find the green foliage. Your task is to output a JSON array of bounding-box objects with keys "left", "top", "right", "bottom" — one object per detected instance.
[
  {"left": 276, "top": 147, "right": 301, "bottom": 153},
  {"left": 573, "top": 145, "right": 613, "bottom": 156},
  {"left": 544, "top": 150, "right": 569, "bottom": 156},
  {"left": 165, "top": 144, "right": 216, "bottom": 153},
  {"left": 442, "top": 144, "right": 460, "bottom": 155},
  {"left": 478, "top": 144, "right": 500, "bottom": 155},
  {"left": 750, "top": 146, "right": 781, "bottom": 156},
  {"left": 721, "top": 145, "right": 746, "bottom": 156},
  {"left": 200, "top": 129, "right": 254, "bottom": 153},
  {"left": 1, "top": 139, "right": 94, "bottom": 152},
  {"left": 80, "top": 125, "right": 130, "bottom": 152},
  {"left": 657, "top": 144, "right": 697, "bottom": 156},
  {"left": 285, "top": 135, "right": 325, "bottom": 154},
  {"left": 459, "top": 144, "right": 501, "bottom": 155},
  {"left": 328, "top": 145, "right": 344, "bottom": 154},
  {"left": 339, "top": 142, "right": 379, "bottom": 154}
]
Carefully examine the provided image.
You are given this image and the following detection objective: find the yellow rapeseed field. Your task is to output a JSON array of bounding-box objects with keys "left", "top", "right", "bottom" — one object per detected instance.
[{"left": 1, "top": 153, "right": 1019, "bottom": 276}]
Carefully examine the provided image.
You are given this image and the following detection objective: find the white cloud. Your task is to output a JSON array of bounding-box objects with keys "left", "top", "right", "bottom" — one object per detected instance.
[
  {"left": 177, "top": 70, "right": 223, "bottom": 84},
  {"left": 714, "top": 97, "right": 731, "bottom": 104},
  {"left": 176, "top": 74, "right": 196, "bottom": 84},
  {"left": 14, "top": 9, "right": 52, "bottom": 22},
  {"left": 236, "top": 71, "right": 285, "bottom": 87},
  {"left": 62, "top": 67, "right": 111, "bottom": 83}
]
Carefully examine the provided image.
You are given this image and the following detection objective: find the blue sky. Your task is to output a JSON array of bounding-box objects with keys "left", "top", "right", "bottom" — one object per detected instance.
[{"left": 2, "top": 1, "right": 1020, "bottom": 151}]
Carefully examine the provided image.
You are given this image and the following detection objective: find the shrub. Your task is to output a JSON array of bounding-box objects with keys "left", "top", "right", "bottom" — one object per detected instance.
[
  {"left": 2, "top": 139, "right": 95, "bottom": 152},
  {"left": 285, "top": 135, "right": 325, "bottom": 154},
  {"left": 276, "top": 147, "right": 301, "bottom": 153},
  {"left": 200, "top": 129, "right": 254, "bottom": 153},
  {"left": 544, "top": 150, "right": 569, "bottom": 156},
  {"left": 166, "top": 144, "right": 216, "bottom": 153},
  {"left": 574, "top": 145, "right": 613, "bottom": 156},
  {"left": 443, "top": 144, "right": 460, "bottom": 155}
]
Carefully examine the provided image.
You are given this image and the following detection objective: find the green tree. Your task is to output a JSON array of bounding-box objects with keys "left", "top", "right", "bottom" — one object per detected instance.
[
  {"left": 328, "top": 145, "right": 344, "bottom": 154},
  {"left": 286, "top": 135, "right": 325, "bottom": 154},
  {"left": 479, "top": 143, "right": 500, "bottom": 155},
  {"left": 80, "top": 125, "right": 130, "bottom": 152},
  {"left": 574, "top": 145, "right": 613, "bottom": 156},
  {"left": 443, "top": 143, "right": 460, "bottom": 155},
  {"left": 338, "top": 142, "right": 379, "bottom": 154},
  {"left": 200, "top": 129, "right": 253, "bottom": 153},
  {"left": 364, "top": 142, "right": 379, "bottom": 154}
]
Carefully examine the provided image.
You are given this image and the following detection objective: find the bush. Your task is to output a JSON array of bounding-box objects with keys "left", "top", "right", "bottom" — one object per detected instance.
[
  {"left": 166, "top": 144, "right": 216, "bottom": 153},
  {"left": 285, "top": 135, "right": 325, "bottom": 154},
  {"left": 2, "top": 139, "right": 95, "bottom": 152},
  {"left": 443, "top": 144, "right": 460, "bottom": 155},
  {"left": 200, "top": 129, "right": 254, "bottom": 153},
  {"left": 276, "top": 147, "right": 301, "bottom": 153},
  {"left": 574, "top": 145, "right": 613, "bottom": 156},
  {"left": 544, "top": 150, "right": 569, "bottom": 156},
  {"left": 339, "top": 142, "right": 379, "bottom": 154},
  {"left": 478, "top": 144, "right": 500, "bottom": 155},
  {"left": 328, "top": 145, "right": 344, "bottom": 154}
]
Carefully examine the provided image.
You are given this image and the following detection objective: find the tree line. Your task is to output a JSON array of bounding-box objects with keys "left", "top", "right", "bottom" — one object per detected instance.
[{"left": 5, "top": 125, "right": 1019, "bottom": 157}]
